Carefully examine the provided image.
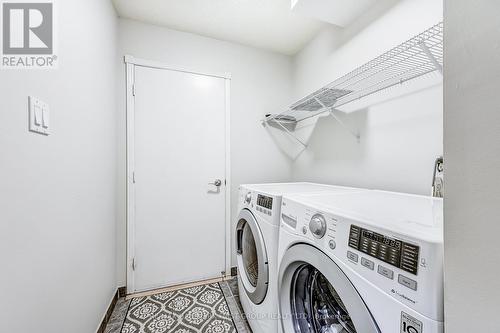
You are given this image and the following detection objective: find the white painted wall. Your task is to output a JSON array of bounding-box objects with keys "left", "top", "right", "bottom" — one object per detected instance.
[
  {"left": 444, "top": 1, "right": 500, "bottom": 331},
  {"left": 116, "top": 19, "right": 294, "bottom": 284},
  {"left": 290, "top": 0, "right": 444, "bottom": 195},
  {"left": 0, "top": 1, "right": 117, "bottom": 332}
]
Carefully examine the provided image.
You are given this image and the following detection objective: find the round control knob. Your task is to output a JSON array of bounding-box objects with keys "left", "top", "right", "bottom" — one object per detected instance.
[
  {"left": 302, "top": 226, "right": 308, "bottom": 235},
  {"left": 309, "top": 214, "right": 327, "bottom": 239},
  {"left": 245, "top": 192, "right": 252, "bottom": 204},
  {"left": 329, "top": 240, "right": 336, "bottom": 250}
]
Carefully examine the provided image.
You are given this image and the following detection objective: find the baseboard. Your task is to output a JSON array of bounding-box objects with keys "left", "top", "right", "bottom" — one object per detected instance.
[
  {"left": 126, "top": 277, "right": 225, "bottom": 300},
  {"left": 96, "top": 286, "right": 125, "bottom": 333},
  {"left": 118, "top": 286, "right": 126, "bottom": 298}
]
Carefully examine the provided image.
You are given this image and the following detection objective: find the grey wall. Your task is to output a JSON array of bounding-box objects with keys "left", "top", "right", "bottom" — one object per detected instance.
[
  {"left": 116, "top": 19, "right": 294, "bottom": 285},
  {"left": 0, "top": 0, "right": 118, "bottom": 332},
  {"left": 444, "top": 1, "right": 500, "bottom": 331},
  {"left": 290, "top": 0, "right": 443, "bottom": 195}
]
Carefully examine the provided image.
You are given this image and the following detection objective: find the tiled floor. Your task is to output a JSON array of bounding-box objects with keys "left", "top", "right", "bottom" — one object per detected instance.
[
  {"left": 104, "top": 297, "right": 131, "bottom": 333},
  {"left": 104, "top": 277, "right": 252, "bottom": 333},
  {"left": 219, "top": 278, "right": 252, "bottom": 333}
]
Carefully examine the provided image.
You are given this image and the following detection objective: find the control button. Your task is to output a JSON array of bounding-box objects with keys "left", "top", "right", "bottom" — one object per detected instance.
[
  {"left": 398, "top": 275, "right": 418, "bottom": 291},
  {"left": 329, "top": 240, "right": 336, "bottom": 250},
  {"left": 348, "top": 225, "right": 360, "bottom": 248},
  {"left": 348, "top": 239, "right": 358, "bottom": 248},
  {"left": 302, "top": 226, "right": 308, "bottom": 235},
  {"left": 245, "top": 192, "right": 252, "bottom": 204},
  {"left": 347, "top": 251, "right": 359, "bottom": 263},
  {"left": 309, "top": 214, "right": 327, "bottom": 239},
  {"left": 361, "top": 257, "right": 374, "bottom": 270},
  {"left": 377, "top": 265, "right": 394, "bottom": 280}
]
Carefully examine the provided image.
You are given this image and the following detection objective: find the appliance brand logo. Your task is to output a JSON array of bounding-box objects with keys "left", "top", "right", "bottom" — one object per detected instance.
[
  {"left": 1, "top": 0, "right": 57, "bottom": 68},
  {"left": 391, "top": 288, "right": 416, "bottom": 304},
  {"left": 401, "top": 312, "right": 423, "bottom": 333}
]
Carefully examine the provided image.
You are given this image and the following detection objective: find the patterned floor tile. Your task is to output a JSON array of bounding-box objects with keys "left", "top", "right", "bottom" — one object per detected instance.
[
  {"left": 104, "top": 279, "right": 251, "bottom": 333},
  {"left": 122, "top": 283, "right": 237, "bottom": 333}
]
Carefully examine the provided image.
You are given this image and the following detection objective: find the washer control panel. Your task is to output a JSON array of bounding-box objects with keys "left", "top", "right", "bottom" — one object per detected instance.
[{"left": 349, "top": 225, "right": 420, "bottom": 275}]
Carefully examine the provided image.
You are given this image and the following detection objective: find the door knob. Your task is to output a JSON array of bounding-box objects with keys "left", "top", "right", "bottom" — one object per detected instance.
[{"left": 209, "top": 179, "right": 222, "bottom": 187}]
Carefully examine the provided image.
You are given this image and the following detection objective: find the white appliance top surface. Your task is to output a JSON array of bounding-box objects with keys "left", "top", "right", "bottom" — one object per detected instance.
[
  {"left": 286, "top": 190, "right": 443, "bottom": 243},
  {"left": 241, "top": 182, "right": 367, "bottom": 196}
]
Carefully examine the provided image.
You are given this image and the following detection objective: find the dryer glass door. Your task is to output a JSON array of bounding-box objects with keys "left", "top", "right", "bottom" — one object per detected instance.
[
  {"left": 236, "top": 209, "right": 269, "bottom": 305},
  {"left": 241, "top": 223, "right": 259, "bottom": 287},
  {"left": 279, "top": 244, "right": 380, "bottom": 333}
]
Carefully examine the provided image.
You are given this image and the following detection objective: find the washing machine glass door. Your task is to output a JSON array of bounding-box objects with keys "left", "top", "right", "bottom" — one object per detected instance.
[
  {"left": 279, "top": 244, "right": 380, "bottom": 333},
  {"left": 236, "top": 209, "right": 269, "bottom": 305}
]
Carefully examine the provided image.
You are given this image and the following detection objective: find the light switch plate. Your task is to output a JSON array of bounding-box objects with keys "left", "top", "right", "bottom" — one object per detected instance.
[{"left": 29, "top": 96, "right": 50, "bottom": 135}]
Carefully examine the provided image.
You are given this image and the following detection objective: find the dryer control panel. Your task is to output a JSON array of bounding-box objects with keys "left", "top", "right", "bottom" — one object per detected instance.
[{"left": 257, "top": 194, "right": 273, "bottom": 210}]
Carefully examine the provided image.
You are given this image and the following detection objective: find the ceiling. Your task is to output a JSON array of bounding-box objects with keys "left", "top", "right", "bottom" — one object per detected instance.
[
  {"left": 291, "top": 0, "right": 378, "bottom": 27},
  {"left": 112, "top": 0, "right": 382, "bottom": 55},
  {"left": 113, "top": 0, "right": 330, "bottom": 55}
]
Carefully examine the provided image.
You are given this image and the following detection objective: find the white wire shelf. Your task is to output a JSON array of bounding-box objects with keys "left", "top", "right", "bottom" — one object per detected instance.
[{"left": 264, "top": 22, "right": 443, "bottom": 131}]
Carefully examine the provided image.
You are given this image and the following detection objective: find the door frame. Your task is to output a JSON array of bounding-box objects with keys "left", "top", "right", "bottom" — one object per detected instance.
[{"left": 124, "top": 55, "right": 232, "bottom": 293}]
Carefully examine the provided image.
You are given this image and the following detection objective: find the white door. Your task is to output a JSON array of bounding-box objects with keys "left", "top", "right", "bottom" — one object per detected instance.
[{"left": 128, "top": 62, "right": 229, "bottom": 293}]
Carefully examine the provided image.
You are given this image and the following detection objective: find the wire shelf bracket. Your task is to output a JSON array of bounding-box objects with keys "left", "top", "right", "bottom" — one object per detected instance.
[
  {"left": 420, "top": 42, "right": 443, "bottom": 74},
  {"left": 314, "top": 96, "right": 360, "bottom": 141},
  {"left": 329, "top": 108, "right": 361, "bottom": 142},
  {"left": 262, "top": 22, "right": 443, "bottom": 145},
  {"left": 264, "top": 115, "right": 308, "bottom": 147}
]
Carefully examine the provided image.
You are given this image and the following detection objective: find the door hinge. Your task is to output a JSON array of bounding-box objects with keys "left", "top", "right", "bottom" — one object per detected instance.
[
  {"left": 132, "top": 172, "right": 136, "bottom": 184},
  {"left": 132, "top": 83, "right": 136, "bottom": 96},
  {"left": 132, "top": 258, "right": 136, "bottom": 271}
]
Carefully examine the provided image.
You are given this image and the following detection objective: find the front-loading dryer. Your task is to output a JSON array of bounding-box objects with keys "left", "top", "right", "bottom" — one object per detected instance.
[
  {"left": 235, "top": 183, "right": 368, "bottom": 333},
  {"left": 278, "top": 190, "right": 443, "bottom": 333}
]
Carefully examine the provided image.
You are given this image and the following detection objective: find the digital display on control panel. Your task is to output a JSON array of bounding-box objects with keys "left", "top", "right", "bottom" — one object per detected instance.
[
  {"left": 348, "top": 225, "right": 419, "bottom": 275},
  {"left": 257, "top": 195, "right": 273, "bottom": 210},
  {"left": 361, "top": 230, "right": 401, "bottom": 250}
]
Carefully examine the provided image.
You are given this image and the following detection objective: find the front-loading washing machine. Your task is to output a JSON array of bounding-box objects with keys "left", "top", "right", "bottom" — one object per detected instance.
[
  {"left": 278, "top": 190, "right": 444, "bottom": 333},
  {"left": 235, "top": 183, "right": 368, "bottom": 333}
]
